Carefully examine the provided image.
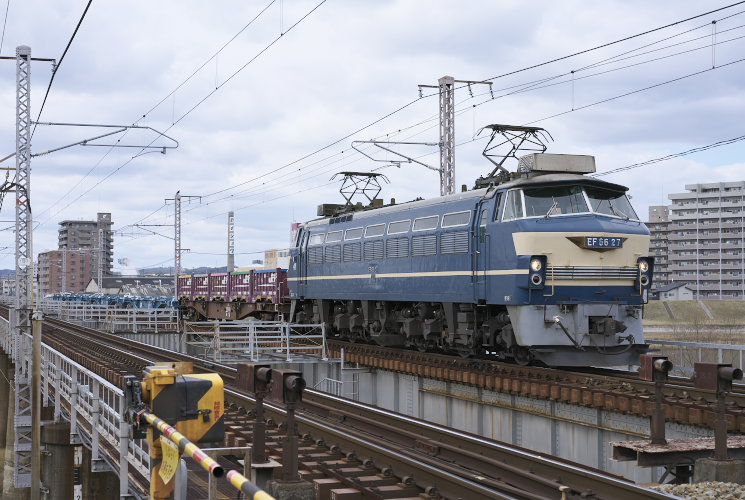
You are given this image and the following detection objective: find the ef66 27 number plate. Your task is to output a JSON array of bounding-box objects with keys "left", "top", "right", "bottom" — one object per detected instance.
[{"left": 584, "top": 236, "right": 623, "bottom": 248}]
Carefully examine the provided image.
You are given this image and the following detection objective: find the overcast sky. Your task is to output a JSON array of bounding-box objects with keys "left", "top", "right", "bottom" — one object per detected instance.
[{"left": 0, "top": 0, "right": 744, "bottom": 273}]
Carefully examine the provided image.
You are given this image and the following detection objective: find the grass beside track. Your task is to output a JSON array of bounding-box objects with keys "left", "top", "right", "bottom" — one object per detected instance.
[{"left": 644, "top": 299, "right": 745, "bottom": 343}]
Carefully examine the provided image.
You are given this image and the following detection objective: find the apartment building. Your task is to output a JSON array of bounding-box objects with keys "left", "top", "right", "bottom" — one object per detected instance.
[
  {"left": 665, "top": 181, "right": 745, "bottom": 299},
  {"left": 58, "top": 212, "right": 114, "bottom": 275},
  {"left": 647, "top": 205, "right": 671, "bottom": 287},
  {"left": 38, "top": 249, "right": 97, "bottom": 295},
  {"left": 37, "top": 212, "right": 115, "bottom": 295}
]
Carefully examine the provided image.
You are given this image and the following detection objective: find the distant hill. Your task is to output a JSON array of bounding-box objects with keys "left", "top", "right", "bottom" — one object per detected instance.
[{"left": 0, "top": 269, "right": 14, "bottom": 278}]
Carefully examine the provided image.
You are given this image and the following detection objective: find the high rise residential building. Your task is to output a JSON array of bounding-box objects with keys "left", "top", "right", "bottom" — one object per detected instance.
[
  {"left": 664, "top": 181, "right": 745, "bottom": 299},
  {"left": 647, "top": 205, "right": 671, "bottom": 287},
  {"left": 58, "top": 213, "right": 114, "bottom": 275},
  {"left": 38, "top": 213, "right": 115, "bottom": 295},
  {"left": 38, "top": 249, "right": 97, "bottom": 295}
]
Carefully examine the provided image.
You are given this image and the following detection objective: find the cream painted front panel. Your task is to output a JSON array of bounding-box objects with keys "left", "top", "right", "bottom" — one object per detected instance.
[{"left": 512, "top": 232, "right": 650, "bottom": 267}]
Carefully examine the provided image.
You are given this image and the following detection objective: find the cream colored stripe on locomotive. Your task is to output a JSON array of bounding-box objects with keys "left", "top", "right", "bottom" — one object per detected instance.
[
  {"left": 512, "top": 232, "right": 650, "bottom": 267},
  {"left": 287, "top": 269, "right": 528, "bottom": 281}
]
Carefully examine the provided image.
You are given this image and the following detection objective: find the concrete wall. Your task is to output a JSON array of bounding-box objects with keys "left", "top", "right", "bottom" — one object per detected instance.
[{"left": 289, "top": 360, "right": 716, "bottom": 484}]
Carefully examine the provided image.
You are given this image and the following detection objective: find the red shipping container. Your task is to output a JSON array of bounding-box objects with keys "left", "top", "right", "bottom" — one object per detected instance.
[
  {"left": 193, "top": 275, "right": 209, "bottom": 300},
  {"left": 208, "top": 273, "right": 229, "bottom": 301},
  {"left": 229, "top": 272, "right": 252, "bottom": 301},
  {"left": 177, "top": 275, "right": 193, "bottom": 299}
]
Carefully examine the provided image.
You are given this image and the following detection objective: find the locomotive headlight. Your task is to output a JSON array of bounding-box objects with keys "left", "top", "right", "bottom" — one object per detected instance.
[
  {"left": 528, "top": 255, "right": 547, "bottom": 290},
  {"left": 636, "top": 257, "right": 654, "bottom": 291}
]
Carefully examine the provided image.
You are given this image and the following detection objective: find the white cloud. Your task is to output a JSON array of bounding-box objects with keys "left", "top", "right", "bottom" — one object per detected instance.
[{"left": 0, "top": 0, "right": 743, "bottom": 271}]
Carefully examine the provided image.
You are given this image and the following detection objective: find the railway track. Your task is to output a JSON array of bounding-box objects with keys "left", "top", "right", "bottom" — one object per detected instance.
[
  {"left": 6, "top": 312, "right": 676, "bottom": 499},
  {"left": 329, "top": 340, "right": 745, "bottom": 433}
]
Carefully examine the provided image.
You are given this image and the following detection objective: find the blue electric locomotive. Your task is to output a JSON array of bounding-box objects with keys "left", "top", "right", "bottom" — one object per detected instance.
[{"left": 288, "top": 153, "right": 653, "bottom": 366}]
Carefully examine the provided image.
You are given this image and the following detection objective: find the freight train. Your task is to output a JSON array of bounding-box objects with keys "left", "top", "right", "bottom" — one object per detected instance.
[
  {"left": 287, "top": 153, "right": 654, "bottom": 367},
  {"left": 177, "top": 269, "right": 289, "bottom": 321}
]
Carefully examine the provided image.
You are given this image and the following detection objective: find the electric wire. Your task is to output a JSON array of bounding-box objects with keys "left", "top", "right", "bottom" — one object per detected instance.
[
  {"left": 593, "top": 134, "right": 745, "bottom": 177},
  {"left": 34, "top": 0, "right": 277, "bottom": 225},
  {"left": 192, "top": 4, "right": 745, "bottom": 207},
  {"left": 0, "top": 0, "right": 9, "bottom": 56},
  {"left": 178, "top": 29, "right": 745, "bottom": 219},
  {"left": 21, "top": 2, "right": 745, "bottom": 267},
  {"left": 34, "top": 0, "right": 327, "bottom": 230},
  {"left": 37, "top": 1, "right": 745, "bottom": 229},
  {"left": 479, "top": 1, "right": 745, "bottom": 84},
  {"left": 31, "top": 0, "right": 93, "bottom": 138}
]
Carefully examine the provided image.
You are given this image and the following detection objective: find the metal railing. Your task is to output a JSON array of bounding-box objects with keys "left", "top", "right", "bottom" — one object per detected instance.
[
  {"left": 36, "top": 299, "right": 179, "bottom": 333},
  {"left": 0, "top": 316, "right": 148, "bottom": 498},
  {"left": 647, "top": 339, "right": 745, "bottom": 377},
  {"left": 183, "top": 319, "right": 327, "bottom": 363}
]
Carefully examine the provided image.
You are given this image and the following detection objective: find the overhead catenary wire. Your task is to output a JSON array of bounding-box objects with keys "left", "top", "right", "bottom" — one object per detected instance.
[
  {"left": 33, "top": 0, "right": 327, "bottom": 231},
  {"left": 16, "top": 2, "right": 745, "bottom": 271},
  {"left": 190, "top": 3, "right": 745, "bottom": 206},
  {"left": 593, "top": 134, "right": 745, "bottom": 177},
  {"left": 172, "top": 29, "right": 745, "bottom": 221},
  {"left": 31, "top": 0, "right": 93, "bottom": 138},
  {"left": 35, "top": 0, "right": 277, "bottom": 223},
  {"left": 0, "top": 0, "right": 9, "bottom": 55},
  {"left": 36, "top": 1, "right": 745, "bottom": 231}
]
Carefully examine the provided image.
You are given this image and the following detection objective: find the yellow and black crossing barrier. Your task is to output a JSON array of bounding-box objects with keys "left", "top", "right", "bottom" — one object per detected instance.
[
  {"left": 124, "top": 362, "right": 275, "bottom": 500},
  {"left": 142, "top": 411, "right": 274, "bottom": 500}
]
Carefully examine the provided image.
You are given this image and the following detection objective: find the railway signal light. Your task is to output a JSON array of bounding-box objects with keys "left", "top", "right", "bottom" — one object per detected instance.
[
  {"left": 269, "top": 369, "right": 306, "bottom": 404},
  {"left": 694, "top": 363, "right": 743, "bottom": 393},
  {"left": 694, "top": 363, "right": 744, "bottom": 460},
  {"left": 639, "top": 355, "right": 672, "bottom": 382},
  {"left": 640, "top": 355, "right": 673, "bottom": 445}
]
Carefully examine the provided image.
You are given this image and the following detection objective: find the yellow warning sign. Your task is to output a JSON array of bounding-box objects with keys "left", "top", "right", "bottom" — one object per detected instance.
[{"left": 159, "top": 436, "right": 180, "bottom": 484}]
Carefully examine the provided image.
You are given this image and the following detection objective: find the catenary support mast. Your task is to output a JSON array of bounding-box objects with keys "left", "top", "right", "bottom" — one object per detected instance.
[{"left": 14, "top": 43, "right": 34, "bottom": 490}]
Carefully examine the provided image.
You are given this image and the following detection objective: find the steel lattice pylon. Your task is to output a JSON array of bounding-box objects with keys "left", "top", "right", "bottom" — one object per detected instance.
[
  {"left": 14, "top": 44, "right": 33, "bottom": 488},
  {"left": 438, "top": 76, "right": 455, "bottom": 196},
  {"left": 174, "top": 191, "right": 181, "bottom": 290}
]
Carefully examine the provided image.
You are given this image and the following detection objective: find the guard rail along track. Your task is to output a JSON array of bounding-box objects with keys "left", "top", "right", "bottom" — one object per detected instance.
[{"left": 0, "top": 308, "right": 674, "bottom": 499}]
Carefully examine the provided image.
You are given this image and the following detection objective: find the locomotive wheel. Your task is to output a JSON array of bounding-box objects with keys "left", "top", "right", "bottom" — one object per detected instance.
[
  {"left": 513, "top": 346, "right": 534, "bottom": 366},
  {"left": 412, "top": 338, "right": 427, "bottom": 352}
]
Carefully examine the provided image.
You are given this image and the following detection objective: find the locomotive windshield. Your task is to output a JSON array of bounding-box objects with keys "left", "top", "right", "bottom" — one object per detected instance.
[
  {"left": 584, "top": 186, "right": 639, "bottom": 219},
  {"left": 522, "top": 186, "right": 588, "bottom": 217},
  {"left": 503, "top": 184, "right": 639, "bottom": 220}
]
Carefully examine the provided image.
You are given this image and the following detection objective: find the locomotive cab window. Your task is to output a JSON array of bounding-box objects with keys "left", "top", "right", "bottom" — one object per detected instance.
[
  {"left": 345, "top": 227, "right": 363, "bottom": 240},
  {"left": 493, "top": 192, "right": 503, "bottom": 221},
  {"left": 585, "top": 186, "right": 639, "bottom": 220},
  {"left": 502, "top": 190, "right": 524, "bottom": 221},
  {"left": 523, "top": 185, "right": 588, "bottom": 217},
  {"left": 442, "top": 211, "right": 470, "bottom": 227},
  {"left": 365, "top": 224, "right": 385, "bottom": 237},
  {"left": 326, "top": 231, "right": 343, "bottom": 243},
  {"left": 388, "top": 220, "right": 411, "bottom": 234},
  {"left": 413, "top": 215, "right": 438, "bottom": 231},
  {"left": 309, "top": 234, "right": 325, "bottom": 245}
]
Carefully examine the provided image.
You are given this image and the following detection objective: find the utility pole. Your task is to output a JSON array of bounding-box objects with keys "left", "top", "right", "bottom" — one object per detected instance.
[
  {"left": 166, "top": 192, "right": 200, "bottom": 293},
  {"left": 227, "top": 211, "right": 235, "bottom": 273},
  {"left": 418, "top": 76, "right": 493, "bottom": 196},
  {"left": 15, "top": 43, "right": 35, "bottom": 492}
]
